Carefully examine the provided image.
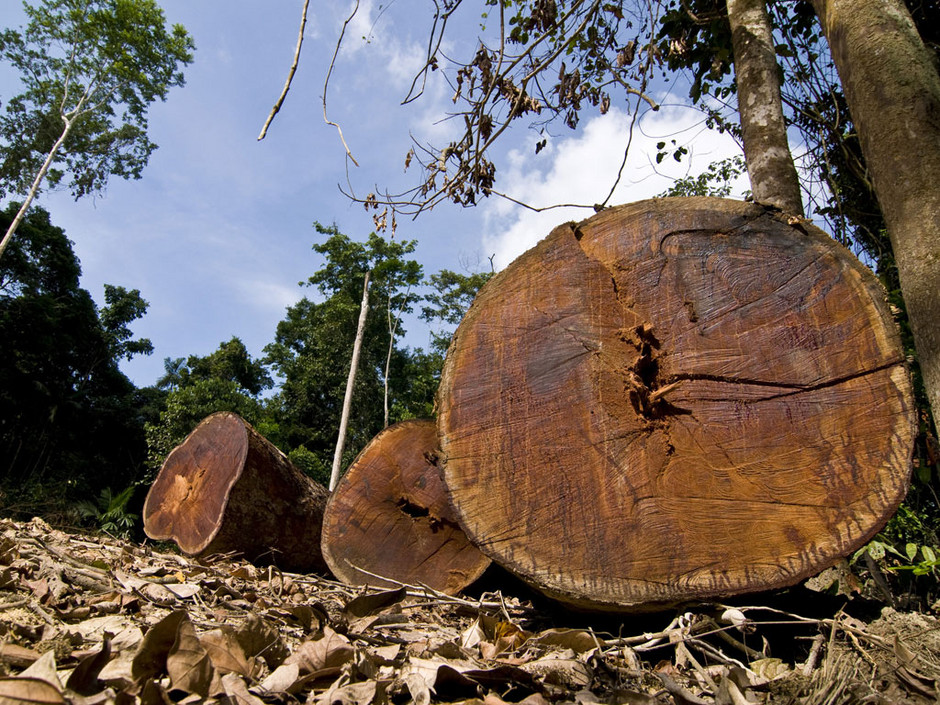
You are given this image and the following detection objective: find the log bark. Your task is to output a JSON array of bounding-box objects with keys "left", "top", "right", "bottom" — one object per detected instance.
[
  {"left": 438, "top": 197, "right": 915, "bottom": 610},
  {"left": 143, "top": 411, "right": 329, "bottom": 573},
  {"left": 321, "top": 419, "right": 490, "bottom": 594}
]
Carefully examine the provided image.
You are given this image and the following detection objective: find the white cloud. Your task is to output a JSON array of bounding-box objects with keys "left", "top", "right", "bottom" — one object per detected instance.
[
  {"left": 336, "top": 0, "right": 426, "bottom": 87},
  {"left": 480, "top": 105, "right": 748, "bottom": 269}
]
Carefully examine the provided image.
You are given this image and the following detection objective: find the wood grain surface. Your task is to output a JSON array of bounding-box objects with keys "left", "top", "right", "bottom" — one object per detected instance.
[{"left": 438, "top": 197, "right": 916, "bottom": 610}]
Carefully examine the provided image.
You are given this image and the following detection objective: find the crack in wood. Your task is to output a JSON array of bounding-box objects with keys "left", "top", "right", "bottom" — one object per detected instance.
[{"left": 666, "top": 359, "right": 905, "bottom": 404}]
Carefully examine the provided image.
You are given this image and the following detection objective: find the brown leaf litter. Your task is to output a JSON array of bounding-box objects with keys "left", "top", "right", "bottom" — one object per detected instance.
[{"left": 0, "top": 517, "right": 938, "bottom": 704}]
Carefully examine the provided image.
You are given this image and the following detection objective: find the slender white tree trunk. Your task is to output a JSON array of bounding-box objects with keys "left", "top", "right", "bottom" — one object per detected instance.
[
  {"left": 811, "top": 0, "right": 940, "bottom": 433},
  {"left": 384, "top": 303, "right": 394, "bottom": 429},
  {"left": 329, "top": 271, "right": 371, "bottom": 491},
  {"left": 383, "top": 285, "right": 408, "bottom": 428},
  {"left": 727, "top": 0, "right": 804, "bottom": 215},
  {"left": 0, "top": 115, "right": 74, "bottom": 260}
]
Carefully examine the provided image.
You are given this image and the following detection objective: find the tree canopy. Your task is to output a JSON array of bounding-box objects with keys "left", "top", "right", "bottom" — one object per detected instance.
[
  {"left": 0, "top": 0, "right": 194, "bottom": 259},
  {"left": 0, "top": 203, "right": 154, "bottom": 504}
]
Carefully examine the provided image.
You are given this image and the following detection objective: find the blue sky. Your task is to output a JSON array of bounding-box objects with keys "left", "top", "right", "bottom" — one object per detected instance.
[{"left": 0, "top": 0, "right": 745, "bottom": 388}]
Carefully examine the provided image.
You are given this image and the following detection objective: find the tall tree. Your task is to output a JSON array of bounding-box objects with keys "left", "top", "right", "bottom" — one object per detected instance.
[
  {"left": 0, "top": 0, "right": 194, "bottom": 259},
  {"left": 0, "top": 203, "right": 152, "bottom": 503},
  {"left": 810, "top": 0, "right": 940, "bottom": 436},
  {"left": 726, "top": 0, "right": 803, "bottom": 213},
  {"left": 264, "top": 225, "right": 425, "bottom": 485}
]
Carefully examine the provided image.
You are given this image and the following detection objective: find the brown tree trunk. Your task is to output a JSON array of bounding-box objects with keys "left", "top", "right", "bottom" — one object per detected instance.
[
  {"left": 811, "top": 0, "right": 940, "bottom": 435},
  {"left": 727, "top": 0, "right": 804, "bottom": 215},
  {"left": 321, "top": 419, "right": 490, "bottom": 594},
  {"left": 438, "top": 198, "right": 915, "bottom": 610},
  {"left": 143, "top": 412, "right": 329, "bottom": 573}
]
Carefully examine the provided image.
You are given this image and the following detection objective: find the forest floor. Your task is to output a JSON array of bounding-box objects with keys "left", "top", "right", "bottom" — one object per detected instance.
[{"left": 1, "top": 516, "right": 938, "bottom": 704}]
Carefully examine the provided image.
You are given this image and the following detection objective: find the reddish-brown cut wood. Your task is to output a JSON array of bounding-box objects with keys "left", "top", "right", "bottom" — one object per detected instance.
[
  {"left": 143, "top": 412, "right": 329, "bottom": 573},
  {"left": 321, "top": 419, "right": 490, "bottom": 594},
  {"left": 438, "top": 197, "right": 916, "bottom": 610}
]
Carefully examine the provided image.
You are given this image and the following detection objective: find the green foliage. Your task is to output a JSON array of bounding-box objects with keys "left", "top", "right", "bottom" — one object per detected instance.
[
  {"left": 74, "top": 484, "right": 138, "bottom": 538},
  {"left": 144, "top": 377, "right": 266, "bottom": 477},
  {"left": 0, "top": 203, "right": 153, "bottom": 507},
  {"left": 264, "top": 225, "right": 431, "bottom": 477},
  {"left": 287, "top": 446, "right": 331, "bottom": 487},
  {"left": 657, "top": 156, "right": 747, "bottom": 198},
  {"left": 0, "top": 0, "right": 194, "bottom": 202},
  {"left": 99, "top": 284, "right": 154, "bottom": 361},
  {"left": 157, "top": 337, "right": 272, "bottom": 396},
  {"left": 420, "top": 269, "right": 493, "bottom": 354}
]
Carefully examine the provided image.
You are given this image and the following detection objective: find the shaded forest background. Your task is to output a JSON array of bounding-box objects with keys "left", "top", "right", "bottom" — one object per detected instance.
[{"left": 0, "top": 203, "right": 490, "bottom": 529}]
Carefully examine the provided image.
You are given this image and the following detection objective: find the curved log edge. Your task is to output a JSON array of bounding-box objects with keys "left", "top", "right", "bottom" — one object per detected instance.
[
  {"left": 143, "top": 412, "right": 329, "bottom": 573},
  {"left": 438, "top": 197, "right": 916, "bottom": 610},
  {"left": 321, "top": 419, "right": 490, "bottom": 594}
]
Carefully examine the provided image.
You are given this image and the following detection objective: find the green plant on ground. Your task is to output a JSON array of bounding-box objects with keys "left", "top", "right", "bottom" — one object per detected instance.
[{"left": 75, "top": 485, "right": 139, "bottom": 538}]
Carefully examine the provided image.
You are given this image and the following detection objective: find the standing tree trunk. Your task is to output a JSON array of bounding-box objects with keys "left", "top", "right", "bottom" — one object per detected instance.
[
  {"left": 0, "top": 114, "right": 75, "bottom": 260},
  {"left": 727, "top": 0, "right": 804, "bottom": 215},
  {"left": 143, "top": 412, "right": 329, "bottom": 573},
  {"left": 330, "top": 270, "right": 371, "bottom": 491},
  {"left": 321, "top": 419, "right": 490, "bottom": 594},
  {"left": 437, "top": 198, "right": 915, "bottom": 610},
  {"left": 811, "top": 0, "right": 940, "bottom": 434}
]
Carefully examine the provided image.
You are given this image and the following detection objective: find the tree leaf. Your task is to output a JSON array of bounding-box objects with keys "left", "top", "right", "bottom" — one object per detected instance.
[
  {"left": 200, "top": 627, "right": 251, "bottom": 677},
  {"left": 131, "top": 609, "right": 188, "bottom": 680},
  {"left": 220, "top": 673, "right": 266, "bottom": 705},
  {"left": 65, "top": 634, "right": 111, "bottom": 695},
  {"left": 285, "top": 627, "right": 355, "bottom": 676},
  {"left": 0, "top": 677, "right": 65, "bottom": 705},
  {"left": 166, "top": 618, "right": 214, "bottom": 697},
  {"left": 344, "top": 586, "right": 407, "bottom": 619}
]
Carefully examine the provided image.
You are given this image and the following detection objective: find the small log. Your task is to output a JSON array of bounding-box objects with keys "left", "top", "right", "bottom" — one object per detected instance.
[
  {"left": 321, "top": 419, "right": 490, "bottom": 594},
  {"left": 438, "top": 197, "right": 916, "bottom": 610},
  {"left": 143, "top": 412, "right": 328, "bottom": 573}
]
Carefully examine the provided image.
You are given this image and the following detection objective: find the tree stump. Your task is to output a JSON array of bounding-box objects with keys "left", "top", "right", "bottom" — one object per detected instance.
[
  {"left": 321, "top": 419, "right": 490, "bottom": 594},
  {"left": 438, "top": 197, "right": 916, "bottom": 610},
  {"left": 143, "top": 412, "right": 329, "bottom": 573}
]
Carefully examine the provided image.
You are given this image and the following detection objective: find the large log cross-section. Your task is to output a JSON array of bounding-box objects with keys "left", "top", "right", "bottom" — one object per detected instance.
[
  {"left": 438, "top": 197, "right": 916, "bottom": 610},
  {"left": 143, "top": 412, "right": 329, "bottom": 573}
]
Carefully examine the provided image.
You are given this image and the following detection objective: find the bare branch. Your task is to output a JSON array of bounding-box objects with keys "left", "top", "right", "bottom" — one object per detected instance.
[
  {"left": 258, "top": 0, "right": 310, "bottom": 140},
  {"left": 323, "top": 0, "right": 360, "bottom": 166}
]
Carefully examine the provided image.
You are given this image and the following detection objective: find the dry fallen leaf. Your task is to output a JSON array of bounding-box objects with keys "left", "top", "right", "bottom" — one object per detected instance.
[
  {"left": 19, "top": 652, "right": 63, "bottom": 693},
  {"left": 65, "top": 634, "right": 111, "bottom": 695},
  {"left": 167, "top": 616, "right": 216, "bottom": 697},
  {"left": 0, "top": 676, "right": 66, "bottom": 705},
  {"left": 256, "top": 662, "right": 302, "bottom": 695},
  {"left": 131, "top": 609, "right": 188, "bottom": 681},
  {"left": 220, "top": 672, "right": 266, "bottom": 705},
  {"left": 236, "top": 612, "right": 289, "bottom": 669},
  {"left": 286, "top": 627, "right": 355, "bottom": 676},
  {"left": 201, "top": 626, "right": 252, "bottom": 678},
  {"left": 315, "top": 678, "right": 379, "bottom": 705}
]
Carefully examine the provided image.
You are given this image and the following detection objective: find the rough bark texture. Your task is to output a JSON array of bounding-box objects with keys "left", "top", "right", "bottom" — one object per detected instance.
[
  {"left": 143, "top": 412, "right": 329, "bottom": 573},
  {"left": 727, "top": 0, "right": 804, "bottom": 215},
  {"left": 321, "top": 419, "right": 490, "bottom": 594},
  {"left": 438, "top": 197, "right": 915, "bottom": 610},
  {"left": 811, "top": 0, "right": 940, "bottom": 435}
]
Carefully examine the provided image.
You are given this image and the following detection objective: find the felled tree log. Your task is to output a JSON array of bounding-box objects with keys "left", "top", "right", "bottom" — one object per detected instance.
[
  {"left": 438, "top": 197, "right": 916, "bottom": 610},
  {"left": 321, "top": 419, "right": 490, "bottom": 594},
  {"left": 143, "top": 412, "right": 329, "bottom": 573}
]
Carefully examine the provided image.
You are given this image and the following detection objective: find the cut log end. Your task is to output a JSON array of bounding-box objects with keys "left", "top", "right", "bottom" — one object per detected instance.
[
  {"left": 438, "top": 197, "right": 916, "bottom": 610},
  {"left": 321, "top": 419, "right": 490, "bottom": 595},
  {"left": 143, "top": 412, "right": 329, "bottom": 573}
]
